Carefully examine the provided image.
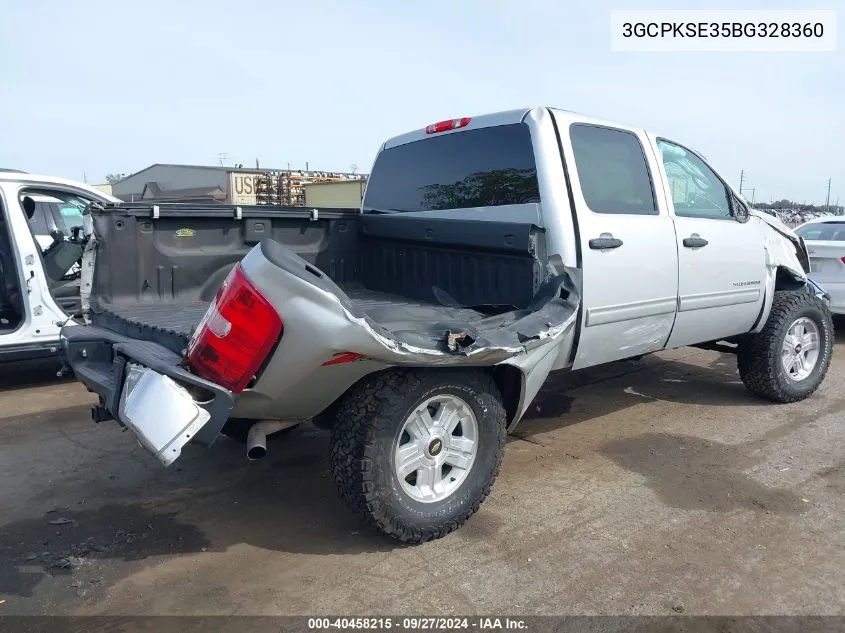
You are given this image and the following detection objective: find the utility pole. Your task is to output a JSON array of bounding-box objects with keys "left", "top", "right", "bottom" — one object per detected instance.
[
  {"left": 825, "top": 178, "right": 831, "bottom": 213},
  {"left": 738, "top": 170, "right": 755, "bottom": 204}
]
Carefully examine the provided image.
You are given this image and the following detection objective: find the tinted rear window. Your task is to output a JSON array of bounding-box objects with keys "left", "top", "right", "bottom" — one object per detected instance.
[
  {"left": 796, "top": 222, "right": 845, "bottom": 241},
  {"left": 363, "top": 123, "right": 540, "bottom": 213}
]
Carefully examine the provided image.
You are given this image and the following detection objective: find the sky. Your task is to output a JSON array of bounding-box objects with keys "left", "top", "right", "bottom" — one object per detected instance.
[{"left": 0, "top": 0, "right": 842, "bottom": 205}]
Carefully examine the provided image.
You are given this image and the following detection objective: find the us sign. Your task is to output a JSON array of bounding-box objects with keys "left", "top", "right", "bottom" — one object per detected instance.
[{"left": 229, "top": 172, "right": 259, "bottom": 205}]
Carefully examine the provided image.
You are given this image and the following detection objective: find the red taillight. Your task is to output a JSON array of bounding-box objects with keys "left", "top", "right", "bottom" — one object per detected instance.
[
  {"left": 187, "top": 264, "right": 282, "bottom": 393},
  {"left": 425, "top": 117, "right": 471, "bottom": 134},
  {"left": 841, "top": 257, "right": 845, "bottom": 264}
]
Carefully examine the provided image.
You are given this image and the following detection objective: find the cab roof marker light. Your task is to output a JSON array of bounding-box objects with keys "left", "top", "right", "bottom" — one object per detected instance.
[{"left": 425, "top": 118, "right": 472, "bottom": 134}]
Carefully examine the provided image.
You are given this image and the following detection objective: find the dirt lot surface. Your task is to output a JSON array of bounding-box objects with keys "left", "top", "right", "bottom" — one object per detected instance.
[{"left": 1, "top": 327, "right": 844, "bottom": 616}]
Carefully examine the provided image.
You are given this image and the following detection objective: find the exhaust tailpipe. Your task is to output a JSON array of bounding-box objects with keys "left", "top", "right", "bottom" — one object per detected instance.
[{"left": 246, "top": 420, "right": 299, "bottom": 460}]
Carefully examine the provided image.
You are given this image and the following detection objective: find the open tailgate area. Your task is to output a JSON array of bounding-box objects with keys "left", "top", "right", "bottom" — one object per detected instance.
[
  {"left": 62, "top": 202, "right": 360, "bottom": 457},
  {"left": 83, "top": 202, "right": 358, "bottom": 352},
  {"left": 62, "top": 322, "right": 235, "bottom": 460}
]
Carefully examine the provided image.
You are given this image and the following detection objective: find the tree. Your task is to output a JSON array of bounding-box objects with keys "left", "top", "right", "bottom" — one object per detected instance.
[
  {"left": 420, "top": 168, "right": 540, "bottom": 210},
  {"left": 105, "top": 173, "right": 127, "bottom": 185},
  {"left": 751, "top": 199, "right": 843, "bottom": 215}
]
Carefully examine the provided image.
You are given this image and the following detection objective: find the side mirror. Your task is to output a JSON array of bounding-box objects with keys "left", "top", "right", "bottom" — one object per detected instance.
[{"left": 732, "top": 197, "right": 750, "bottom": 223}]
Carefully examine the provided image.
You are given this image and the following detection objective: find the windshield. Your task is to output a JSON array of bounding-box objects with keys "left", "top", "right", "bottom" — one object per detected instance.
[
  {"left": 795, "top": 222, "right": 845, "bottom": 241},
  {"left": 363, "top": 123, "right": 540, "bottom": 213},
  {"left": 56, "top": 202, "right": 85, "bottom": 231}
]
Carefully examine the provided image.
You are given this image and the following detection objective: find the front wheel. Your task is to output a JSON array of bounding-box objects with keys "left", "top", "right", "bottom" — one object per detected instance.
[
  {"left": 329, "top": 368, "right": 506, "bottom": 544},
  {"left": 738, "top": 289, "right": 834, "bottom": 403}
]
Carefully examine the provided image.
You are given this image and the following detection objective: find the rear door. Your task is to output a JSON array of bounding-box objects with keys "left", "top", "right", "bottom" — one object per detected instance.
[
  {"left": 552, "top": 113, "right": 679, "bottom": 369},
  {"left": 650, "top": 137, "right": 767, "bottom": 348}
]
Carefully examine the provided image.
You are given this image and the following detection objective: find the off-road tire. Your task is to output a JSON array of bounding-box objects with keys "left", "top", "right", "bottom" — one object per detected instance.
[
  {"left": 738, "top": 289, "right": 833, "bottom": 403},
  {"left": 329, "top": 368, "right": 506, "bottom": 544}
]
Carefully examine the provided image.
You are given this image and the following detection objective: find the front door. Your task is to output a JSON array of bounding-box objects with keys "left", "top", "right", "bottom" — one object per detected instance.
[
  {"left": 651, "top": 137, "right": 767, "bottom": 348},
  {"left": 553, "top": 116, "right": 679, "bottom": 369}
]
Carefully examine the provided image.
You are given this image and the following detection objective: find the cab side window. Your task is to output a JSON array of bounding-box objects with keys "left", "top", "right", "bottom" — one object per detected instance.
[
  {"left": 657, "top": 139, "right": 732, "bottom": 220},
  {"left": 569, "top": 124, "right": 657, "bottom": 215}
]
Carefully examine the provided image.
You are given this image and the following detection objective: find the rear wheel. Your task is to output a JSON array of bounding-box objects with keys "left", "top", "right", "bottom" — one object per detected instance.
[
  {"left": 329, "top": 368, "right": 506, "bottom": 544},
  {"left": 738, "top": 290, "right": 833, "bottom": 403}
]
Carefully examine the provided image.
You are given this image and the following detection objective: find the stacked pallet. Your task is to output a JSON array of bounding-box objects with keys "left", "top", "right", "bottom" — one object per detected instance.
[{"left": 253, "top": 171, "right": 361, "bottom": 206}]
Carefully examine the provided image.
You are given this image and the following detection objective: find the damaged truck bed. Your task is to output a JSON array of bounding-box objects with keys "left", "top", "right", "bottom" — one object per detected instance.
[
  {"left": 83, "top": 201, "right": 578, "bottom": 365},
  {"left": 254, "top": 237, "right": 579, "bottom": 363},
  {"left": 92, "top": 279, "right": 578, "bottom": 361},
  {"left": 77, "top": 199, "right": 581, "bottom": 445}
]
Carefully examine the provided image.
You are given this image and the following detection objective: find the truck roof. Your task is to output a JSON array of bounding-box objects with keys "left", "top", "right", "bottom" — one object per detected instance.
[
  {"left": 0, "top": 171, "right": 120, "bottom": 203},
  {"left": 382, "top": 106, "right": 645, "bottom": 150}
]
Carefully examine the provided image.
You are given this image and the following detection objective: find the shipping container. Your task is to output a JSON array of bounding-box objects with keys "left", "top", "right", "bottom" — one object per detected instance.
[{"left": 304, "top": 179, "right": 366, "bottom": 208}]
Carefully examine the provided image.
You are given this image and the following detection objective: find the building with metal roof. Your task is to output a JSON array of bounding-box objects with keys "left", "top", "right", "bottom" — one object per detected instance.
[{"left": 111, "top": 163, "right": 364, "bottom": 206}]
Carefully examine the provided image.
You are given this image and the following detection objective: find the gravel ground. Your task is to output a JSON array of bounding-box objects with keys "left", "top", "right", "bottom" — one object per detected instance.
[{"left": 0, "top": 326, "right": 843, "bottom": 616}]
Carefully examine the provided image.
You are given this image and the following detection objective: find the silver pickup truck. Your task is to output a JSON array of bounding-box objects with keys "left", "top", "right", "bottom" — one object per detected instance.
[{"left": 62, "top": 107, "right": 834, "bottom": 543}]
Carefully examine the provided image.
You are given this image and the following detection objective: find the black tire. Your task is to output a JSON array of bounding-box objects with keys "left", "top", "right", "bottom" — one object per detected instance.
[
  {"left": 220, "top": 418, "right": 300, "bottom": 443},
  {"left": 329, "top": 368, "right": 506, "bottom": 544},
  {"left": 738, "top": 289, "right": 834, "bottom": 403}
]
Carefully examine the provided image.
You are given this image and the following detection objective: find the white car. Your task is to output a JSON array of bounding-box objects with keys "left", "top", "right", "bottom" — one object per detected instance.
[
  {"left": 0, "top": 170, "right": 119, "bottom": 362},
  {"left": 795, "top": 216, "right": 845, "bottom": 314}
]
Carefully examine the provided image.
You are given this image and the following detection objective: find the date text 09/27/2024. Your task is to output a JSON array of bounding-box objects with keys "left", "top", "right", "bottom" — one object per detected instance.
[{"left": 307, "top": 617, "right": 528, "bottom": 630}]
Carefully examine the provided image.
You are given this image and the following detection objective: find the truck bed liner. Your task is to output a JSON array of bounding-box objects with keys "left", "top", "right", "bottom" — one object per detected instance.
[
  {"left": 345, "top": 288, "right": 486, "bottom": 323},
  {"left": 92, "top": 290, "right": 487, "bottom": 355},
  {"left": 92, "top": 303, "right": 211, "bottom": 353},
  {"left": 97, "top": 303, "right": 211, "bottom": 337}
]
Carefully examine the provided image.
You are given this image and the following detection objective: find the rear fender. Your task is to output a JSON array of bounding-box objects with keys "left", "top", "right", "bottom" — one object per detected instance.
[{"left": 494, "top": 343, "right": 562, "bottom": 432}]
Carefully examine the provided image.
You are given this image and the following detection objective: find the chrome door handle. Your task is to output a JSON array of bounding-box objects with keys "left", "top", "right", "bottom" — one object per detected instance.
[
  {"left": 682, "top": 235, "right": 708, "bottom": 248},
  {"left": 589, "top": 236, "right": 623, "bottom": 250}
]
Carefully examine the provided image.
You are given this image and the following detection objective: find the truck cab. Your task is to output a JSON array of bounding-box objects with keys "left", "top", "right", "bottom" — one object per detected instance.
[{"left": 530, "top": 109, "right": 776, "bottom": 368}]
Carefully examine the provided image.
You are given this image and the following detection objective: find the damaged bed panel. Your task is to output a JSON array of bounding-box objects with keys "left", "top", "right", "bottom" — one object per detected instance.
[
  {"left": 254, "top": 239, "right": 579, "bottom": 362},
  {"left": 229, "top": 240, "right": 580, "bottom": 421}
]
